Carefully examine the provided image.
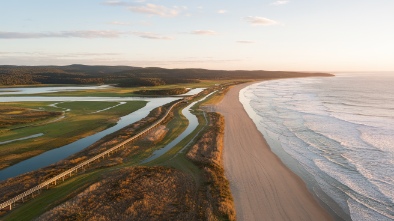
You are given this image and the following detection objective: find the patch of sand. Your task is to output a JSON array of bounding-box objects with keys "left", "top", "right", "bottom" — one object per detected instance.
[{"left": 214, "top": 82, "right": 333, "bottom": 221}]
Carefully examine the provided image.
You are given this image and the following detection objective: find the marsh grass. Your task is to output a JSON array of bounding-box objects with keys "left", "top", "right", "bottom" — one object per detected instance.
[
  {"left": 0, "top": 105, "right": 61, "bottom": 128},
  {"left": 38, "top": 167, "right": 198, "bottom": 221},
  {"left": 1, "top": 84, "right": 237, "bottom": 221},
  {"left": 0, "top": 101, "right": 172, "bottom": 204},
  {"left": 186, "top": 113, "right": 236, "bottom": 221},
  {"left": 2, "top": 80, "right": 233, "bottom": 97},
  {"left": 0, "top": 101, "right": 147, "bottom": 169}
]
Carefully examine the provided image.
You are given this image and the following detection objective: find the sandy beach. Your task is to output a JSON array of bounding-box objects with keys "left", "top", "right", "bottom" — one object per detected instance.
[{"left": 214, "top": 82, "right": 333, "bottom": 221}]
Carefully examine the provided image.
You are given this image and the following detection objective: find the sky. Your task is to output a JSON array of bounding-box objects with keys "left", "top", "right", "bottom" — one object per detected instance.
[{"left": 1, "top": 0, "right": 393, "bottom": 72}]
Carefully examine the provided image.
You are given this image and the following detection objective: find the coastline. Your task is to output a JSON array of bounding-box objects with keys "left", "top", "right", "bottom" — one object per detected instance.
[{"left": 214, "top": 81, "right": 333, "bottom": 221}]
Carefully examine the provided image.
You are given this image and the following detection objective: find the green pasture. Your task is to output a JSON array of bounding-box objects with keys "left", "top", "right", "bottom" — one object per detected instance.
[
  {"left": 1, "top": 84, "right": 231, "bottom": 220},
  {"left": 0, "top": 101, "right": 147, "bottom": 169},
  {"left": 0, "top": 80, "right": 233, "bottom": 97},
  {"left": 2, "top": 171, "right": 102, "bottom": 221}
]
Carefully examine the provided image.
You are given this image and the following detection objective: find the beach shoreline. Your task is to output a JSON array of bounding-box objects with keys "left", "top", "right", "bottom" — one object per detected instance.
[{"left": 214, "top": 81, "right": 334, "bottom": 221}]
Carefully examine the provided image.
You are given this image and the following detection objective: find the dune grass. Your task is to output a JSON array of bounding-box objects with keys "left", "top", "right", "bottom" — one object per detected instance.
[
  {"left": 2, "top": 171, "right": 102, "bottom": 221},
  {"left": 1, "top": 83, "right": 237, "bottom": 220}
]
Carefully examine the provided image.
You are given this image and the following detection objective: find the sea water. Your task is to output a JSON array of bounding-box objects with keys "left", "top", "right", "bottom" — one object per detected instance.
[{"left": 240, "top": 73, "right": 394, "bottom": 221}]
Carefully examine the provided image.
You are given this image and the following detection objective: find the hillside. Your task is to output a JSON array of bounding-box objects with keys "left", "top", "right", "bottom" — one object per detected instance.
[{"left": 0, "top": 65, "right": 333, "bottom": 86}]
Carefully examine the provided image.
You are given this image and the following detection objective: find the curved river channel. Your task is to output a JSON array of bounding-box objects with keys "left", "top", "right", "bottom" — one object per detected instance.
[
  {"left": 142, "top": 91, "right": 216, "bottom": 163},
  {"left": 0, "top": 87, "right": 205, "bottom": 181}
]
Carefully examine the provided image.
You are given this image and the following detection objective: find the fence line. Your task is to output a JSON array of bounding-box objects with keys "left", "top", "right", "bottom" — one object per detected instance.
[{"left": 0, "top": 99, "right": 184, "bottom": 211}]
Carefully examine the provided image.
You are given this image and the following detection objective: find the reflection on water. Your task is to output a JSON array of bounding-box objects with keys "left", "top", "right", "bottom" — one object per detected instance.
[
  {"left": 0, "top": 86, "right": 205, "bottom": 96},
  {"left": 175, "top": 88, "right": 205, "bottom": 96},
  {"left": 0, "top": 85, "right": 111, "bottom": 95},
  {"left": 0, "top": 97, "right": 178, "bottom": 180},
  {"left": 0, "top": 85, "right": 205, "bottom": 181},
  {"left": 142, "top": 91, "right": 216, "bottom": 163},
  {"left": 0, "top": 133, "right": 44, "bottom": 145}
]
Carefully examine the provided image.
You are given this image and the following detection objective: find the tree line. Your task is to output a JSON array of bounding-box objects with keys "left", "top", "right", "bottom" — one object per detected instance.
[{"left": 0, "top": 65, "right": 333, "bottom": 86}]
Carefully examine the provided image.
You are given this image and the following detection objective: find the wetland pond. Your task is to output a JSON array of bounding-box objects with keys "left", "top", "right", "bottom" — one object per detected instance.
[
  {"left": 0, "top": 86, "right": 204, "bottom": 180},
  {"left": 0, "top": 85, "right": 111, "bottom": 95}
]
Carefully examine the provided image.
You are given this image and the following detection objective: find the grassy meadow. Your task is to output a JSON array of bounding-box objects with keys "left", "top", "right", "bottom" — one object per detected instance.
[
  {"left": 0, "top": 101, "right": 147, "bottom": 170},
  {"left": 0, "top": 80, "right": 234, "bottom": 97},
  {"left": 1, "top": 82, "right": 237, "bottom": 220}
]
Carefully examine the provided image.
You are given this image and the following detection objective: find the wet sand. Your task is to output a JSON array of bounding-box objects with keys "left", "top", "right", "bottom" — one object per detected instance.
[{"left": 214, "top": 82, "right": 333, "bottom": 221}]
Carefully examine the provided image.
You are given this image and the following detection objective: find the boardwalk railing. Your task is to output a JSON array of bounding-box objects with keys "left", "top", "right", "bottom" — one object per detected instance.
[{"left": 0, "top": 99, "right": 184, "bottom": 211}]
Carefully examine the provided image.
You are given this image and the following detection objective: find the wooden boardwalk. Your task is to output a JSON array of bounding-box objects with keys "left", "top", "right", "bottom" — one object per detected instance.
[{"left": 0, "top": 99, "right": 184, "bottom": 211}]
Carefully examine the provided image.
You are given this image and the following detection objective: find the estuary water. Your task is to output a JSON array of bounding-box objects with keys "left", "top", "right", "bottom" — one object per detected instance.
[
  {"left": 0, "top": 85, "right": 111, "bottom": 95},
  {"left": 0, "top": 97, "right": 178, "bottom": 180},
  {"left": 0, "top": 86, "right": 205, "bottom": 180},
  {"left": 142, "top": 91, "right": 216, "bottom": 163},
  {"left": 240, "top": 73, "right": 394, "bottom": 221}
]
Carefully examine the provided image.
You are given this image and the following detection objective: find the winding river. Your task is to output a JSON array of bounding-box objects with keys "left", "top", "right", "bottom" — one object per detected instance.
[
  {"left": 0, "top": 86, "right": 205, "bottom": 181},
  {"left": 0, "top": 98, "right": 177, "bottom": 180},
  {"left": 142, "top": 91, "right": 216, "bottom": 163}
]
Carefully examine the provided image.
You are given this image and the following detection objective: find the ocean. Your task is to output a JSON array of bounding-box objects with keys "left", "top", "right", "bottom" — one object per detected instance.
[{"left": 240, "top": 73, "right": 394, "bottom": 221}]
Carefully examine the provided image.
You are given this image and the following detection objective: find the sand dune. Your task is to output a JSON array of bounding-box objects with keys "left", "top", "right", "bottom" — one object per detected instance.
[{"left": 214, "top": 82, "right": 333, "bottom": 221}]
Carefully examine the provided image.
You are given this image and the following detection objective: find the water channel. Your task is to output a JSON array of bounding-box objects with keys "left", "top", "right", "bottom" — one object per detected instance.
[
  {"left": 0, "top": 86, "right": 205, "bottom": 181},
  {"left": 0, "top": 85, "right": 111, "bottom": 95},
  {"left": 142, "top": 91, "right": 216, "bottom": 163},
  {"left": 0, "top": 97, "right": 178, "bottom": 180}
]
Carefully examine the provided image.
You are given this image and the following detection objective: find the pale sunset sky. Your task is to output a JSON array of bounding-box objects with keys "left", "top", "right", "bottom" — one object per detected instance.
[{"left": 1, "top": 0, "right": 393, "bottom": 72}]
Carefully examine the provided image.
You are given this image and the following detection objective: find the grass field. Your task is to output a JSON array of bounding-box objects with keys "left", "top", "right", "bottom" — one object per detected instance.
[
  {"left": 0, "top": 80, "right": 234, "bottom": 97},
  {"left": 0, "top": 101, "right": 147, "bottom": 169},
  {"left": 2, "top": 171, "right": 103, "bottom": 220},
  {"left": 1, "top": 82, "right": 237, "bottom": 220},
  {"left": 0, "top": 106, "right": 61, "bottom": 128}
]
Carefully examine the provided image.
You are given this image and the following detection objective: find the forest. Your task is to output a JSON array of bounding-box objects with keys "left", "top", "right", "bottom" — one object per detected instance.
[{"left": 0, "top": 64, "right": 332, "bottom": 86}]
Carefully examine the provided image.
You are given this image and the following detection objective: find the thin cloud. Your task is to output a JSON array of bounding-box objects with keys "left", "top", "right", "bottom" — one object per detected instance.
[
  {"left": 217, "top": 9, "right": 227, "bottom": 14},
  {"left": 237, "top": 40, "right": 255, "bottom": 44},
  {"left": 0, "top": 31, "right": 125, "bottom": 39},
  {"left": 0, "top": 51, "right": 123, "bottom": 61},
  {"left": 128, "top": 4, "right": 182, "bottom": 17},
  {"left": 190, "top": 30, "right": 217, "bottom": 35},
  {"left": 108, "top": 21, "right": 132, "bottom": 26},
  {"left": 0, "top": 51, "right": 241, "bottom": 67},
  {"left": 271, "top": 1, "right": 289, "bottom": 5},
  {"left": 103, "top": 0, "right": 130, "bottom": 6},
  {"left": 104, "top": 1, "right": 185, "bottom": 17},
  {"left": 132, "top": 32, "right": 174, "bottom": 40},
  {"left": 62, "top": 52, "right": 121, "bottom": 57},
  {"left": 244, "top": 16, "right": 278, "bottom": 26}
]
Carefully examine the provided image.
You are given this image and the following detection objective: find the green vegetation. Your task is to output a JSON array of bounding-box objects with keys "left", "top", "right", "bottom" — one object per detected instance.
[
  {"left": 0, "top": 64, "right": 333, "bottom": 86},
  {"left": 133, "top": 87, "right": 189, "bottom": 96},
  {"left": 202, "top": 86, "right": 231, "bottom": 105},
  {"left": 3, "top": 100, "right": 233, "bottom": 221},
  {"left": 143, "top": 108, "right": 188, "bottom": 157},
  {"left": 186, "top": 113, "right": 235, "bottom": 220},
  {"left": 0, "top": 105, "right": 61, "bottom": 128},
  {"left": 0, "top": 100, "right": 179, "bottom": 198},
  {"left": 0, "top": 79, "right": 234, "bottom": 97},
  {"left": 0, "top": 101, "right": 147, "bottom": 169},
  {"left": 38, "top": 167, "right": 198, "bottom": 221},
  {"left": 0, "top": 84, "right": 236, "bottom": 220},
  {"left": 2, "top": 171, "right": 102, "bottom": 221},
  {"left": 144, "top": 110, "right": 207, "bottom": 167},
  {"left": 0, "top": 64, "right": 336, "bottom": 219}
]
